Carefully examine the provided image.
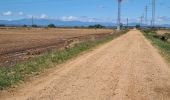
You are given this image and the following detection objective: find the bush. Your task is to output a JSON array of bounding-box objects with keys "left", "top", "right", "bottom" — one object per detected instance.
[
  {"left": 22, "top": 25, "right": 27, "bottom": 27},
  {"left": 136, "top": 24, "right": 140, "bottom": 29},
  {"left": 32, "top": 24, "right": 38, "bottom": 28},
  {"left": 48, "top": 24, "right": 56, "bottom": 28},
  {"left": 161, "top": 33, "right": 170, "bottom": 41},
  {"left": 88, "top": 24, "right": 105, "bottom": 29},
  {"left": 0, "top": 24, "right": 5, "bottom": 27},
  {"left": 153, "top": 33, "right": 170, "bottom": 42}
]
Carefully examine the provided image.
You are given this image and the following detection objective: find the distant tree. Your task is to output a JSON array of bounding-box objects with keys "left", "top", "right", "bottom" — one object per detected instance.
[
  {"left": 88, "top": 24, "right": 105, "bottom": 29},
  {"left": 136, "top": 24, "right": 140, "bottom": 29},
  {"left": 80, "top": 26, "right": 85, "bottom": 28},
  {"left": 120, "top": 23, "right": 123, "bottom": 29},
  {"left": 73, "top": 26, "right": 78, "bottom": 28},
  {"left": 48, "top": 24, "right": 56, "bottom": 28},
  {"left": 32, "top": 24, "right": 38, "bottom": 28},
  {"left": 0, "top": 24, "right": 5, "bottom": 27},
  {"left": 22, "top": 24, "right": 27, "bottom": 27}
]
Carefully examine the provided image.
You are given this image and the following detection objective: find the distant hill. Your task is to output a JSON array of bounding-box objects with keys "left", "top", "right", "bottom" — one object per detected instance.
[
  {"left": 0, "top": 19, "right": 115, "bottom": 27},
  {"left": 0, "top": 19, "right": 169, "bottom": 27}
]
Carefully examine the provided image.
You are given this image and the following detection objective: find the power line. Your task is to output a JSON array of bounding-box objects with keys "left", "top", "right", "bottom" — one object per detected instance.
[
  {"left": 141, "top": 15, "right": 144, "bottom": 26},
  {"left": 127, "top": 18, "right": 128, "bottom": 28},
  {"left": 32, "top": 16, "right": 34, "bottom": 26}
]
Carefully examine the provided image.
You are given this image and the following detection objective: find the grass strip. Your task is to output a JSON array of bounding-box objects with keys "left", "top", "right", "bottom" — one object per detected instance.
[
  {"left": 0, "top": 30, "right": 128, "bottom": 90},
  {"left": 143, "top": 30, "right": 170, "bottom": 62}
]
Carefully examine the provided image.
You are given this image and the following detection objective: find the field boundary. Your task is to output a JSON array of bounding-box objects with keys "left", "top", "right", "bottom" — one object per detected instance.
[{"left": 0, "top": 30, "right": 128, "bottom": 90}]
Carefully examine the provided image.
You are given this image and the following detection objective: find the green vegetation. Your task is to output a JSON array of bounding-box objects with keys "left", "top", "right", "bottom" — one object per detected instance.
[
  {"left": 0, "top": 24, "right": 5, "bottom": 27},
  {"left": 32, "top": 24, "right": 38, "bottom": 28},
  {"left": 0, "top": 30, "right": 128, "bottom": 90},
  {"left": 88, "top": 24, "right": 105, "bottom": 29},
  {"left": 120, "top": 23, "right": 123, "bottom": 29},
  {"left": 22, "top": 24, "right": 27, "bottom": 27},
  {"left": 48, "top": 24, "right": 56, "bottom": 28},
  {"left": 135, "top": 24, "right": 140, "bottom": 29},
  {"left": 153, "top": 33, "right": 170, "bottom": 41},
  {"left": 143, "top": 29, "right": 170, "bottom": 62}
]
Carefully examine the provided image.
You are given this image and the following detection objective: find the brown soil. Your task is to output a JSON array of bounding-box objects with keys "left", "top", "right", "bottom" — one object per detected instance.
[
  {"left": 0, "top": 28, "right": 113, "bottom": 67},
  {"left": 0, "top": 29, "right": 170, "bottom": 100}
]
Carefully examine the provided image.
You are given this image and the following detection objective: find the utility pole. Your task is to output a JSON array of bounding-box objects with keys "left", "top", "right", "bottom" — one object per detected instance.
[
  {"left": 141, "top": 15, "right": 144, "bottom": 26},
  {"left": 127, "top": 18, "right": 128, "bottom": 28},
  {"left": 140, "top": 16, "right": 142, "bottom": 26},
  {"left": 145, "top": 5, "right": 148, "bottom": 25},
  {"left": 152, "top": 0, "right": 155, "bottom": 27},
  {"left": 32, "top": 16, "right": 34, "bottom": 27},
  {"left": 117, "top": 0, "right": 122, "bottom": 30}
]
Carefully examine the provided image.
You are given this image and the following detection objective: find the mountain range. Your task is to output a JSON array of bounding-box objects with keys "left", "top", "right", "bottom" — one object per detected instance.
[
  {"left": 0, "top": 19, "right": 170, "bottom": 27},
  {"left": 0, "top": 19, "right": 115, "bottom": 27}
]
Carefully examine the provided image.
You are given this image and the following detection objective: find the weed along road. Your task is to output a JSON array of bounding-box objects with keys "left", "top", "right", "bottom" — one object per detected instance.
[{"left": 1, "top": 29, "right": 170, "bottom": 100}]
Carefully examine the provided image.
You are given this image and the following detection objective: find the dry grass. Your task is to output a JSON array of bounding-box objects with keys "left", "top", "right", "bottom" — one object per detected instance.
[{"left": 156, "top": 30, "right": 170, "bottom": 35}]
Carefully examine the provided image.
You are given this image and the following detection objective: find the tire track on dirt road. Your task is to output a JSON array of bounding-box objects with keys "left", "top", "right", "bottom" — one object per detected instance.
[{"left": 1, "top": 29, "right": 170, "bottom": 100}]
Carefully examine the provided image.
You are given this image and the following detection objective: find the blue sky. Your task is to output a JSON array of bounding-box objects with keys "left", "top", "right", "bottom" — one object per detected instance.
[{"left": 0, "top": 0, "right": 170, "bottom": 24}]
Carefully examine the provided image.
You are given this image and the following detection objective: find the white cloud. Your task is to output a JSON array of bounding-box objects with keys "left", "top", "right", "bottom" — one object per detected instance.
[
  {"left": 18, "top": 12, "right": 24, "bottom": 16},
  {"left": 78, "top": 16, "right": 98, "bottom": 22},
  {"left": 157, "top": 16, "right": 170, "bottom": 21},
  {"left": 59, "top": 16, "right": 78, "bottom": 21},
  {"left": 40, "top": 14, "right": 48, "bottom": 19},
  {"left": 156, "top": 16, "right": 170, "bottom": 24},
  {"left": 26, "top": 14, "right": 33, "bottom": 18},
  {"left": 1, "top": 11, "right": 25, "bottom": 16},
  {"left": 57, "top": 16, "right": 100, "bottom": 22},
  {"left": 26, "top": 14, "right": 48, "bottom": 19},
  {"left": 2, "top": 11, "right": 12, "bottom": 16}
]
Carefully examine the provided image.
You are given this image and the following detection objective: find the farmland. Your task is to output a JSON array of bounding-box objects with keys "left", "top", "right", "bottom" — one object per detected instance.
[
  {"left": 156, "top": 29, "right": 170, "bottom": 35},
  {"left": 0, "top": 27, "right": 113, "bottom": 67},
  {"left": 1, "top": 29, "right": 170, "bottom": 100}
]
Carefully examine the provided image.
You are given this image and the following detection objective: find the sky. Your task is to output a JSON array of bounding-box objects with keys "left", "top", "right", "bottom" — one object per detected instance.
[{"left": 0, "top": 0, "right": 170, "bottom": 24}]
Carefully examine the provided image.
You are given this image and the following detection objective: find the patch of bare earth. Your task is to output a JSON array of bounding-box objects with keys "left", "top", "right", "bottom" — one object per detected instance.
[
  {"left": 0, "top": 28, "right": 113, "bottom": 67},
  {"left": 0, "top": 29, "right": 170, "bottom": 100}
]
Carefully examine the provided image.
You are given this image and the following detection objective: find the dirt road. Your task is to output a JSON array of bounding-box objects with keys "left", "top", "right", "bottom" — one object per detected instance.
[{"left": 1, "top": 29, "right": 170, "bottom": 100}]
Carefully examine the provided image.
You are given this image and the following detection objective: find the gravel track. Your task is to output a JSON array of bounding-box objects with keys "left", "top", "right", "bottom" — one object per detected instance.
[{"left": 1, "top": 29, "right": 170, "bottom": 100}]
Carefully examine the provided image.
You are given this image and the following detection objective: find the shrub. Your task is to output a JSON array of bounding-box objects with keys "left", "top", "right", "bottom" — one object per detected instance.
[
  {"left": 48, "top": 24, "right": 56, "bottom": 28},
  {"left": 32, "top": 24, "right": 38, "bottom": 28},
  {"left": 88, "top": 24, "right": 105, "bottom": 29},
  {"left": 136, "top": 24, "right": 140, "bottom": 29},
  {"left": 0, "top": 24, "right": 5, "bottom": 27},
  {"left": 22, "top": 25, "right": 27, "bottom": 27}
]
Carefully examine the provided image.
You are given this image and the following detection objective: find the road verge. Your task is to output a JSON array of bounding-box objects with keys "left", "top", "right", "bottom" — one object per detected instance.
[{"left": 143, "top": 29, "right": 170, "bottom": 63}]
